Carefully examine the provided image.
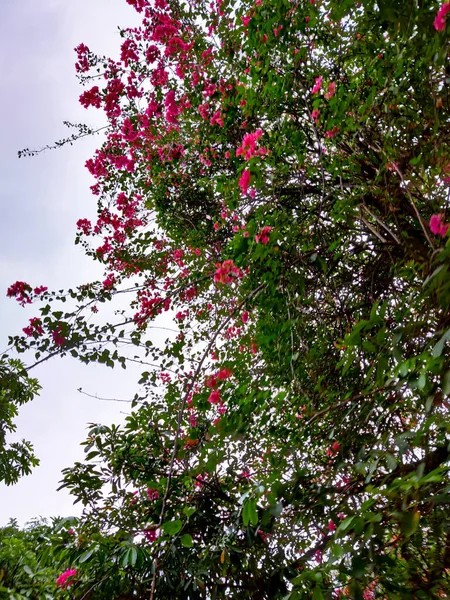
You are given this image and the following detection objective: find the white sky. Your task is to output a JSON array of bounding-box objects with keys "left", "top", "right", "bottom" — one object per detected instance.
[{"left": 0, "top": 0, "right": 148, "bottom": 526}]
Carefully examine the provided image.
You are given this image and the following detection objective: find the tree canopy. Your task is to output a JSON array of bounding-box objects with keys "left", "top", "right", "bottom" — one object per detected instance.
[{"left": 3, "top": 0, "right": 450, "bottom": 598}]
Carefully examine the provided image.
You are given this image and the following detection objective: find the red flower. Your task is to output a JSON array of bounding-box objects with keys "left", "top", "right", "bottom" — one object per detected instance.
[
  {"left": 255, "top": 226, "right": 272, "bottom": 245},
  {"left": 6, "top": 281, "right": 33, "bottom": 306},
  {"left": 217, "top": 368, "right": 232, "bottom": 380},
  {"left": 238, "top": 169, "right": 251, "bottom": 195},
  {"left": 430, "top": 214, "right": 449, "bottom": 237},
  {"left": 214, "top": 260, "right": 241, "bottom": 284},
  {"left": 311, "top": 76, "right": 322, "bottom": 94},
  {"left": 23, "top": 317, "right": 44, "bottom": 337},
  {"left": 56, "top": 569, "right": 77, "bottom": 588},
  {"left": 52, "top": 325, "right": 65, "bottom": 347},
  {"left": 434, "top": 2, "right": 450, "bottom": 31},
  {"left": 208, "top": 390, "right": 221, "bottom": 404}
]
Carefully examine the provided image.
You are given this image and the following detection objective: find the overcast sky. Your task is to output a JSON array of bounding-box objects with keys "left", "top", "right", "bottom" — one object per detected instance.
[{"left": 0, "top": 0, "right": 148, "bottom": 526}]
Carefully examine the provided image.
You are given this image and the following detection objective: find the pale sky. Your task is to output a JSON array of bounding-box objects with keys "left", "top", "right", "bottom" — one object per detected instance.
[{"left": 0, "top": 0, "right": 149, "bottom": 525}]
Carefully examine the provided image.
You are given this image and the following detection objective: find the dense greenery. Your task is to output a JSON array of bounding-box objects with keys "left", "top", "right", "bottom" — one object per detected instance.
[{"left": 3, "top": 0, "right": 450, "bottom": 597}]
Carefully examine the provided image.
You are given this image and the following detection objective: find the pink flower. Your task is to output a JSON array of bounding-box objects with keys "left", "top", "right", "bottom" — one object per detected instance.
[
  {"left": 434, "top": 2, "right": 450, "bottom": 31},
  {"left": 239, "top": 169, "right": 251, "bottom": 195},
  {"left": 255, "top": 226, "right": 272, "bottom": 245},
  {"left": 214, "top": 259, "right": 242, "bottom": 284},
  {"left": 236, "top": 129, "right": 264, "bottom": 161},
  {"left": 324, "top": 127, "right": 339, "bottom": 138},
  {"left": 311, "top": 76, "right": 323, "bottom": 94},
  {"left": 146, "top": 488, "right": 159, "bottom": 501},
  {"left": 242, "top": 311, "right": 249, "bottom": 323},
  {"left": 311, "top": 109, "right": 320, "bottom": 122},
  {"left": 23, "top": 317, "right": 44, "bottom": 337},
  {"left": 56, "top": 569, "right": 77, "bottom": 589},
  {"left": 79, "top": 86, "right": 102, "bottom": 109},
  {"left": 328, "top": 519, "right": 336, "bottom": 532},
  {"left": 430, "top": 214, "right": 449, "bottom": 236},
  {"left": 144, "top": 528, "right": 159, "bottom": 543},
  {"left": 324, "top": 81, "right": 336, "bottom": 99},
  {"left": 208, "top": 390, "right": 221, "bottom": 404},
  {"left": 52, "top": 325, "right": 65, "bottom": 347},
  {"left": 103, "top": 273, "right": 116, "bottom": 289},
  {"left": 241, "top": 15, "right": 251, "bottom": 27},
  {"left": 217, "top": 368, "right": 233, "bottom": 380},
  {"left": 6, "top": 281, "right": 32, "bottom": 306},
  {"left": 34, "top": 285, "right": 48, "bottom": 295}
]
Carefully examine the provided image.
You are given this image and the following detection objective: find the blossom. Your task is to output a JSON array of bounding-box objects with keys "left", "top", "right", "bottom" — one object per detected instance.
[
  {"left": 208, "top": 390, "right": 221, "bottom": 404},
  {"left": 255, "top": 226, "right": 272, "bottom": 245},
  {"left": 56, "top": 569, "right": 77, "bottom": 588},
  {"left": 146, "top": 488, "right": 159, "bottom": 501},
  {"left": 311, "top": 76, "right": 323, "bottom": 94},
  {"left": 103, "top": 273, "right": 116, "bottom": 289},
  {"left": 324, "top": 127, "right": 339, "bottom": 138},
  {"left": 311, "top": 109, "right": 320, "bottom": 122},
  {"left": 74, "top": 43, "right": 90, "bottom": 72},
  {"left": 434, "top": 2, "right": 450, "bottom": 31},
  {"left": 34, "top": 285, "right": 48, "bottom": 295},
  {"left": 239, "top": 169, "right": 251, "bottom": 195},
  {"left": 217, "top": 368, "right": 233, "bottom": 380},
  {"left": 236, "top": 129, "right": 264, "bottom": 161},
  {"left": 52, "top": 325, "right": 65, "bottom": 347},
  {"left": 79, "top": 86, "right": 102, "bottom": 109},
  {"left": 6, "top": 281, "right": 33, "bottom": 306},
  {"left": 214, "top": 260, "right": 241, "bottom": 284},
  {"left": 144, "top": 528, "right": 159, "bottom": 543},
  {"left": 430, "top": 213, "right": 449, "bottom": 236},
  {"left": 328, "top": 519, "right": 336, "bottom": 532},
  {"left": 23, "top": 317, "right": 44, "bottom": 337},
  {"left": 324, "top": 81, "right": 336, "bottom": 99}
]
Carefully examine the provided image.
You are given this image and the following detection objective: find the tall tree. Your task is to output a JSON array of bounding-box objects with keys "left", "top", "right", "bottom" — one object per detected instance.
[{"left": 4, "top": 0, "right": 450, "bottom": 597}]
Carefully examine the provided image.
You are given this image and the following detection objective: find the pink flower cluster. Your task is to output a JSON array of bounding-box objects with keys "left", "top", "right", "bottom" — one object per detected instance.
[
  {"left": 79, "top": 86, "right": 102, "bottom": 109},
  {"left": 255, "top": 226, "right": 272, "bottom": 245},
  {"left": 74, "top": 43, "right": 90, "bottom": 73},
  {"left": 311, "top": 76, "right": 323, "bottom": 94},
  {"left": 434, "top": 2, "right": 450, "bottom": 31},
  {"left": 56, "top": 569, "right": 77, "bottom": 589},
  {"left": 52, "top": 325, "right": 66, "bottom": 347},
  {"left": 324, "top": 81, "right": 336, "bottom": 99},
  {"left": 144, "top": 528, "right": 159, "bottom": 543},
  {"left": 239, "top": 169, "right": 251, "bottom": 195},
  {"left": 23, "top": 317, "right": 44, "bottom": 337},
  {"left": 236, "top": 129, "right": 266, "bottom": 161},
  {"left": 7, "top": 281, "right": 47, "bottom": 306},
  {"left": 214, "top": 259, "right": 241, "bottom": 284},
  {"left": 146, "top": 488, "right": 159, "bottom": 501},
  {"left": 430, "top": 213, "right": 449, "bottom": 237}
]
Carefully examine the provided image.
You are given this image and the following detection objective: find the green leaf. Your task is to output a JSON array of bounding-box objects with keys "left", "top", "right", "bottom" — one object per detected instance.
[
  {"left": 180, "top": 534, "right": 193, "bottom": 548},
  {"left": 78, "top": 547, "right": 95, "bottom": 563},
  {"left": 163, "top": 519, "right": 182, "bottom": 536}
]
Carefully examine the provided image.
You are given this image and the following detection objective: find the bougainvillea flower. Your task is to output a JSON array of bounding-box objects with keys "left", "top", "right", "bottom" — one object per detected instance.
[
  {"left": 434, "top": 2, "right": 450, "bottom": 31},
  {"left": 430, "top": 214, "right": 449, "bottom": 236},
  {"left": 56, "top": 569, "right": 77, "bottom": 588}
]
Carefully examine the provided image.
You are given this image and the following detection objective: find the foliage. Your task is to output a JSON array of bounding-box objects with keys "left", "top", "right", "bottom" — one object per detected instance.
[
  {"left": 0, "top": 359, "right": 40, "bottom": 485},
  {"left": 4, "top": 0, "right": 450, "bottom": 597},
  {"left": 0, "top": 518, "right": 74, "bottom": 599}
]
